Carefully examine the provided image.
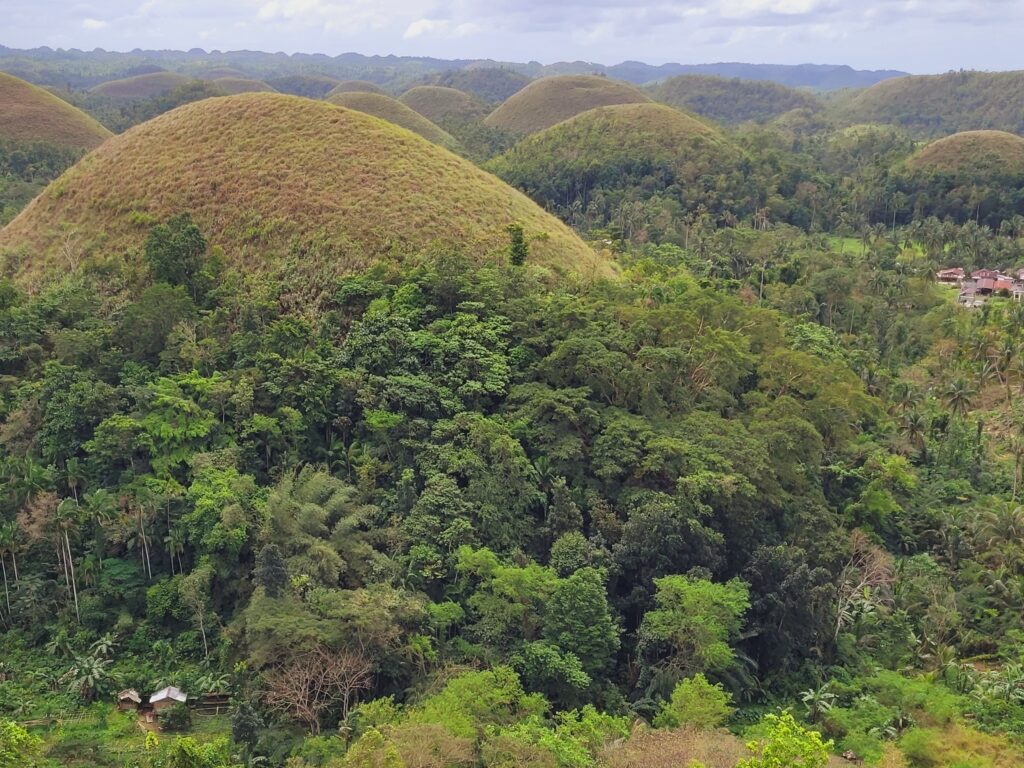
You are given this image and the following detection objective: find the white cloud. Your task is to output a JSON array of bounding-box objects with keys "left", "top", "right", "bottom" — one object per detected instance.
[
  {"left": 81, "top": 17, "right": 109, "bottom": 29},
  {"left": 404, "top": 18, "right": 480, "bottom": 40}
]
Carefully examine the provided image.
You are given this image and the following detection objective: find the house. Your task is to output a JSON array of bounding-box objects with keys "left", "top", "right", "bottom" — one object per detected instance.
[
  {"left": 1014, "top": 282, "right": 1024, "bottom": 301},
  {"left": 116, "top": 689, "right": 141, "bottom": 712},
  {"left": 958, "top": 285, "right": 986, "bottom": 307},
  {"left": 972, "top": 269, "right": 1000, "bottom": 280},
  {"left": 994, "top": 278, "right": 1015, "bottom": 294},
  {"left": 148, "top": 686, "right": 187, "bottom": 720},
  {"left": 1016, "top": 268, "right": 1024, "bottom": 281},
  {"left": 937, "top": 267, "right": 965, "bottom": 284}
]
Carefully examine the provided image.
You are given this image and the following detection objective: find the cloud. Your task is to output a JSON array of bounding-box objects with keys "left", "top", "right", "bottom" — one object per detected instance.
[
  {"left": 404, "top": 18, "right": 480, "bottom": 40},
  {"left": 81, "top": 17, "right": 109, "bottom": 29}
]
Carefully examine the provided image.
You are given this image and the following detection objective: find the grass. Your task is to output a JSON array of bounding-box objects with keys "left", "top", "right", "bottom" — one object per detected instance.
[
  {"left": 327, "top": 80, "right": 387, "bottom": 97},
  {"left": 0, "top": 72, "right": 111, "bottom": 150},
  {"left": 0, "top": 93, "right": 608, "bottom": 286},
  {"left": 430, "top": 68, "right": 532, "bottom": 104},
  {"left": 326, "top": 91, "right": 459, "bottom": 149},
  {"left": 211, "top": 77, "right": 276, "bottom": 95},
  {"left": 648, "top": 74, "right": 822, "bottom": 125},
  {"left": 484, "top": 75, "right": 651, "bottom": 135},
  {"left": 906, "top": 131, "right": 1024, "bottom": 178},
  {"left": 89, "top": 72, "right": 191, "bottom": 99},
  {"left": 399, "top": 86, "right": 490, "bottom": 124}
]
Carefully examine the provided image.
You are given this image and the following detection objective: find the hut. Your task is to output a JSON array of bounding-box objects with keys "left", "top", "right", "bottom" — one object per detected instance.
[
  {"left": 117, "top": 689, "right": 141, "bottom": 711},
  {"left": 150, "top": 686, "right": 187, "bottom": 716}
]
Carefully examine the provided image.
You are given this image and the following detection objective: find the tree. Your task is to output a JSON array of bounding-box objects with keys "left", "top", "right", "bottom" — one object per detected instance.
[
  {"left": 637, "top": 575, "right": 750, "bottom": 686},
  {"left": 653, "top": 673, "right": 734, "bottom": 730},
  {"left": 179, "top": 563, "right": 215, "bottom": 660},
  {"left": 254, "top": 543, "right": 289, "bottom": 597},
  {"left": 738, "top": 711, "right": 832, "bottom": 768},
  {"left": 0, "top": 720, "right": 42, "bottom": 768},
  {"left": 263, "top": 645, "right": 374, "bottom": 734},
  {"left": 508, "top": 223, "right": 528, "bottom": 266},
  {"left": 542, "top": 567, "right": 619, "bottom": 678},
  {"left": 144, "top": 213, "right": 210, "bottom": 300}
]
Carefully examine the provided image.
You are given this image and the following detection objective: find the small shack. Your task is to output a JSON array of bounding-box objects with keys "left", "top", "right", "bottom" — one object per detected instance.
[
  {"left": 143, "top": 686, "right": 188, "bottom": 722},
  {"left": 937, "top": 267, "right": 965, "bottom": 284},
  {"left": 117, "top": 689, "right": 141, "bottom": 712}
]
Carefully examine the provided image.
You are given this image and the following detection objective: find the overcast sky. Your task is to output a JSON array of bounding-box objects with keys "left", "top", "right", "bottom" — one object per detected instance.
[{"left": 5, "top": 0, "right": 1023, "bottom": 73}]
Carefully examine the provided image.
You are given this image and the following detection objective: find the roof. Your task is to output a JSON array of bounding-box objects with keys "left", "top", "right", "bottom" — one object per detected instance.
[
  {"left": 977, "top": 278, "right": 996, "bottom": 292},
  {"left": 150, "top": 686, "right": 187, "bottom": 704},
  {"left": 117, "top": 689, "right": 141, "bottom": 703},
  {"left": 938, "top": 267, "right": 964, "bottom": 277},
  {"left": 973, "top": 269, "right": 999, "bottom": 279},
  {"left": 995, "top": 279, "right": 1015, "bottom": 292}
]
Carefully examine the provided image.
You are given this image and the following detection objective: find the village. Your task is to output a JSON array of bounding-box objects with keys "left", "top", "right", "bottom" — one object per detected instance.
[
  {"left": 937, "top": 267, "right": 1024, "bottom": 307},
  {"left": 115, "top": 685, "right": 230, "bottom": 730}
]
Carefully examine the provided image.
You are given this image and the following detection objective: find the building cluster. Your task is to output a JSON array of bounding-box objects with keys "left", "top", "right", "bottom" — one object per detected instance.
[
  {"left": 937, "top": 267, "right": 1024, "bottom": 307},
  {"left": 115, "top": 685, "right": 231, "bottom": 725}
]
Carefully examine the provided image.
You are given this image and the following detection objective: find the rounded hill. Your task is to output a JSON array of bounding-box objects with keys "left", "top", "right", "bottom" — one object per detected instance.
[
  {"left": 90, "top": 72, "right": 191, "bottom": 99},
  {"left": 399, "top": 86, "right": 489, "bottom": 124},
  {"left": 484, "top": 75, "right": 651, "bottom": 135},
  {"left": 906, "top": 130, "right": 1024, "bottom": 178},
  {"left": 266, "top": 74, "right": 340, "bottom": 98},
  {"left": 430, "top": 68, "right": 532, "bottom": 104},
  {"left": 212, "top": 77, "right": 276, "bottom": 95},
  {"left": 326, "top": 80, "right": 386, "bottom": 97},
  {"left": 325, "top": 91, "right": 457, "bottom": 148},
  {"left": 0, "top": 94, "right": 604, "bottom": 283},
  {"left": 0, "top": 72, "right": 111, "bottom": 150},
  {"left": 830, "top": 71, "right": 1024, "bottom": 138},
  {"left": 650, "top": 75, "right": 821, "bottom": 125},
  {"left": 487, "top": 103, "right": 750, "bottom": 228}
]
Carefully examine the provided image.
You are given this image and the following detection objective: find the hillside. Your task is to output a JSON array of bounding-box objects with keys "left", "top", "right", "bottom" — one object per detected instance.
[
  {"left": 649, "top": 75, "right": 822, "bottom": 125},
  {"left": 488, "top": 103, "right": 750, "bottom": 232},
  {"left": 906, "top": 130, "right": 1024, "bottom": 178},
  {"left": 211, "top": 77, "right": 276, "bottom": 95},
  {"left": 484, "top": 75, "right": 651, "bottom": 135},
  {"left": 0, "top": 72, "right": 111, "bottom": 150},
  {"left": 0, "top": 93, "right": 604, "bottom": 284},
  {"left": 831, "top": 70, "right": 1024, "bottom": 138},
  {"left": 429, "top": 67, "right": 533, "bottom": 103},
  {"left": 325, "top": 91, "right": 458, "bottom": 148},
  {"left": 266, "top": 73, "right": 340, "bottom": 98},
  {"left": 326, "top": 80, "right": 386, "bottom": 97},
  {"left": 89, "top": 71, "right": 191, "bottom": 99},
  {"left": 399, "top": 85, "right": 489, "bottom": 124}
]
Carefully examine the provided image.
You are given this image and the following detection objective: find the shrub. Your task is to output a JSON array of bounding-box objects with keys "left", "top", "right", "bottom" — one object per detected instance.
[
  {"left": 159, "top": 702, "right": 192, "bottom": 732},
  {"left": 653, "top": 674, "right": 734, "bottom": 730},
  {"left": 738, "top": 711, "right": 832, "bottom": 768}
]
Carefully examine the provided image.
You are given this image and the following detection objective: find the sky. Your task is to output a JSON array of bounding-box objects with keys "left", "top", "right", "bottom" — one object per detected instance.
[{"left": 5, "top": 0, "right": 1024, "bottom": 73}]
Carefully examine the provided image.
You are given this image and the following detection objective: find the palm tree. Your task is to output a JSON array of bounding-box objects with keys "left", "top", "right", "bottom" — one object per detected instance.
[
  {"left": 0, "top": 522, "right": 20, "bottom": 617},
  {"left": 163, "top": 527, "right": 186, "bottom": 575},
  {"left": 902, "top": 411, "right": 929, "bottom": 464},
  {"left": 54, "top": 498, "right": 81, "bottom": 622},
  {"left": 942, "top": 376, "right": 977, "bottom": 419}
]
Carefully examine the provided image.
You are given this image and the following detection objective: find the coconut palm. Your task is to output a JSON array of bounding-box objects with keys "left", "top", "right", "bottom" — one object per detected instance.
[{"left": 942, "top": 376, "right": 977, "bottom": 419}]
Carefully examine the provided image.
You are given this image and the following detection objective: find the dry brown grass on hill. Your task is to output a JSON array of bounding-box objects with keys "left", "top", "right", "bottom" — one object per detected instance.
[
  {"left": 325, "top": 91, "right": 459, "bottom": 149},
  {"left": 0, "top": 72, "right": 111, "bottom": 150},
  {"left": 89, "top": 71, "right": 191, "bottom": 99},
  {"left": 211, "top": 77, "right": 277, "bottom": 95},
  {"left": 907, "top": 130, "right": 1024, "bottom": 178},
  {"left": 326, "top": 80, "right": 387, "bottom": 97},
  {"left": 399, "top": 86, "right": 489, "bottom": 124},
  {"left": 484, "top": 75, "right": 652, "bottom": 135},
  {"left": 0, "top": 93, "right": 607, "bottom": 286}
]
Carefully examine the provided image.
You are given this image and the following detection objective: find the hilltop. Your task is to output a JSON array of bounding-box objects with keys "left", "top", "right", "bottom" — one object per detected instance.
[
  {"left": 326, "top": 80, "right": 386, "bottom": 97},
  {"left": 89, "top": 71, "right": 191, "bottom": 99},
  {"left": 427, "top": 67, "right": 533, "bottom": 103},
  {"left": 0, "top": 72, "right": 111, "bottom": 150},
  {"left": 830, "top": 70, "right": 1024, "bottom": 138},
  {"left": 266, "top": 74, "right": 340, "bottom": 98},
  {"left": 650, "top": 75, "right": 822, "bottom": 125},
  {"left": 211, "top": 77, "right": 276, "bottom": 95},
  {"left": 0, "top": 93, "right": 604, "bottom": 284},
  {"left": 488, "top": 103, "right": 750, "bottom": 234},
  {"left": 906, "top": 130, "right": 1024, "bottom": 178},
  {"left": 399, "top": 85, "right": 489, "bottom": 124},
  {"left": 325, "top": 91, "right": 458, "bottom": 148},
  {"left": 484, "top": 75, "right": 651, "bottom": 135}
]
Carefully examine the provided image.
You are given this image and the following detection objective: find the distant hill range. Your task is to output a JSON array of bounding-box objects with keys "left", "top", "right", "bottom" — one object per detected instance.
[{"left": 0, "top": 44, "right": 905, "bottom": 92}]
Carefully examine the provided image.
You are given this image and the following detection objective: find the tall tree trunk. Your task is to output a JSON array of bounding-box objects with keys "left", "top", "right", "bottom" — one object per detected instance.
[
  {"left": 10, "top": 549, "right": 17, "bottom": 583},
  {"left": 64, "top": 531, "right": 80, "bottom": 623},
  {"left": 198, "top": 608, "right": 209, "bottom": 660},
  {"left": 1, "top": 557, "right": 9, "bottom": 616}
]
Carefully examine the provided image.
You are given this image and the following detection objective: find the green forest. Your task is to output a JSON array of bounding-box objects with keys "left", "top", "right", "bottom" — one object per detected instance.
[{"left": 4, "top": 46, "right": 1024, "bottom": 768}]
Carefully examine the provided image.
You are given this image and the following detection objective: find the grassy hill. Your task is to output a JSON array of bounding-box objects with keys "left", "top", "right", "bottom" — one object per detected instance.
[
  {"left": 89, "top": 71, "right": 191, "bottom": 99},
  {"left": 488, "top": 103, "right": 750, "bottom": 232},
  {"left": 0, "top": 93, "right": 605, "bottom": 285},
  {"left": 649, "top": 74, "right": 822, "bottom": 125},
  {"left": 326, "top": 80, "right": 386, "bottom": 97},
  {"left": 830, "top": 70, "right": 1024, "bottom": 138},
  {"left": 399, "top": 85, "right": 489, "bottom": 124},
  {"left": 266, "top": 74, "right": 340, "bottom": 98},
  {"left": 906, "top": 130, "right": 1024, "bottom": 178},
  {"left": 0, "top": 72, "right": 111, "bottom": 150},
  {"left": 429, "top": 68, "right": 532, "bottom": 103},
  {"left": 484, "top": 75, "right": 651, "bottom": 135},
  {"left": 211, "top": 77, "right": 276, "bottom": 95},
  {"left": 326, "top": 91, "right": 458, "bottom": 149}
]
